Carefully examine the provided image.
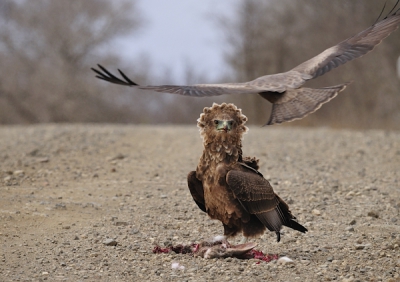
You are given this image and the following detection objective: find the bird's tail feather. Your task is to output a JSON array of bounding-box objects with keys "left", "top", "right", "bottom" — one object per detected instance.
[
  {"left": 266, "top": 83, "right": 350, "bottom": 125},
  {"left": 260, "top": 206, "right": 307, "bottom": 242},
  {"left": 286, "top": 219, "right": 308, "bottom": 234}
]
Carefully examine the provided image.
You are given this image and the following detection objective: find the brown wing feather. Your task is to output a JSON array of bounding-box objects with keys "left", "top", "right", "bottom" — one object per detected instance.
[
  {"left": 226, "top": 170, "right": 278, "bottom": 212},
  {"left": 226, "top": 170, "right": 307, "bottom": 241},
  {"left": 187, "top": 171, "right": 206, "bottom": 213}
]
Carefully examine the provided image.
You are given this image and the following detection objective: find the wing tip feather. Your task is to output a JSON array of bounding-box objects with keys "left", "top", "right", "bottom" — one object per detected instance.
[{"left": 92, "top": 64, "right": 138, "bottom": 87}]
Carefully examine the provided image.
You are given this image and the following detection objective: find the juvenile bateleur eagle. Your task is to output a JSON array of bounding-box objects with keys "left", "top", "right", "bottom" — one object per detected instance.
[{"left": 187, "top": 103, "right": 307, "bottom": 243}]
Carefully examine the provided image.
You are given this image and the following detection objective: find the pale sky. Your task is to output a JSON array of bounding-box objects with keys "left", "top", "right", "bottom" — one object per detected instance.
[{"left": 114, "top": 0, "right": 235, "bottom": 83}]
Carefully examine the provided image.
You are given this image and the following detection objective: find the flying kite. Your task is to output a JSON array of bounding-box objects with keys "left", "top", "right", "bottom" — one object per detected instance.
[
  {"left": 187, "top": 103, "right": 307, "bottom": 243},
  {"left": 92, "top": 4, "right": 400, "bottom": 125}
]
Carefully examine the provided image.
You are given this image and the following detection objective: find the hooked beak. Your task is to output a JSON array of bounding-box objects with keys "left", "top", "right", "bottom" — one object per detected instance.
[{"left": 216, "top": 120, "right": 233, "bottom": 132}]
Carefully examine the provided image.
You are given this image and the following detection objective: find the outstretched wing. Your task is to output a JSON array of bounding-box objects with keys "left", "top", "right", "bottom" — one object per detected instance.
[
  {"left": 291, "top": 5, "right": 400, "bottom": 79},
  {"left": 226, "top": 168, "right": 307, "bottom": 241},
  {"left": 92, "top": 64, "right": 264, "bottom": 97},
  {"left": 93, "top": 5, "right": 400, "bottom": 93},
  {"left": 187, "top": 171, "right": 206, "bottom": 213}
]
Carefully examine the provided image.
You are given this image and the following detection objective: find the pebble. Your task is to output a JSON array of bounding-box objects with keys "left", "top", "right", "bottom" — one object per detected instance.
[
  {"left": 349, "top": 219, "right": 356, "bottom": 225},
  {"left": 367, "top": 211, "right": 379, "bottom": 218},
  {"left": 103, "top": 239, "right": 117, "bottom": 246},
  {"left": 171, "top": 262, "right": 185, "bottom": 270},
  {"left": 130, "top": 228, "right": 140, "bottom": 235},
  {"left": 108, "top": 153, "right": 125, "bottom": 161},
  {"left": 345, "top": 226, "right": 354, "bottom": 232},
  {"left": 354, "top": 243, "right": 371, "bottom": 250},
  {"left": 115, "top": 221, "right": 129, "bottom": 226},
  {"left": 55, "top": 203, "right": 67, "bottom": 210},
  {"left": 277, "top": 256, "right": 294, "bottom": 265},
  {"left": 38, "top": 157, "right": 49, "bottom": 163},
  {"left": 14, "top": 170, "right": 25, "bottom": 176},
  {"left": 309, "top": 196, "right": 318, "bottom": 202},
  {"left": 312, "top": 209, "right": 321, "bottom": 216}
]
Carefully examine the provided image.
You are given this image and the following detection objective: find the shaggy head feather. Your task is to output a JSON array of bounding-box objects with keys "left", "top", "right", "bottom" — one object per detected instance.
[{"left": 197, "top": 103, "right": 248, "bottom": 146}]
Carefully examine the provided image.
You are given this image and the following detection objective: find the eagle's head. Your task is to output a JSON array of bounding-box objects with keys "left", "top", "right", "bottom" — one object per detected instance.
[{"left": 197, "top": 103, "right": 248, "bottom": 146}]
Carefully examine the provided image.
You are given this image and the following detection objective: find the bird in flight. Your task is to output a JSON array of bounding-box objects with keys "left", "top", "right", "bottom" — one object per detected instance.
[
  {"left": 187, "top": 103, "right": 307, "bottom": 244},
  {"left": 92, "top": 4, "right": 400, "bottom": 125}
]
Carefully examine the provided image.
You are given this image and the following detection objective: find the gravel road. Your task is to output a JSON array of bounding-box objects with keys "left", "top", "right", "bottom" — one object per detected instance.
[{"left": 0, "top": 124, "right": 399, "bottom": 281}]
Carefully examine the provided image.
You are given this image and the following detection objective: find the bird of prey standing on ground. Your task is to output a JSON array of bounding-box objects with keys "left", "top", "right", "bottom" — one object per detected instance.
[
  {"left": 187, "top": 103, "right": 307, "bottom": 244},
  {"left": 92, "top": 4, "right": 400, "bottom": 125}
]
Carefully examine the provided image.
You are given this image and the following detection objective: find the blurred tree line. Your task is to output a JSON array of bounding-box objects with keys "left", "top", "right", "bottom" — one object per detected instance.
[
  {"left": 0, "top": 0, "right": 146, "bottom": 123},
  {"left": 0, "top": 0, "right": 399, "bottom": 129}
]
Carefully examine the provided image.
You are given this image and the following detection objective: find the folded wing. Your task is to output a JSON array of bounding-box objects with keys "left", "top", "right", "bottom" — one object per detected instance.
[
  {"left": 226, "top": 169, "right": 307, "bottom": 241},
  {"left": 187, "top": 171, "right": 206, "bottom": 213}
]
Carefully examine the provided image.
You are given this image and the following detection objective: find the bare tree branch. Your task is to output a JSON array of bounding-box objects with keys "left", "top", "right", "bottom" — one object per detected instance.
[{"left": 0, "top": 0, "right": 144, "bottom": 123}]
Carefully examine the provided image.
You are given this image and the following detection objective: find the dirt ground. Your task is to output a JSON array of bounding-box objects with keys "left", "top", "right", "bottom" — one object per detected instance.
[{"left": 0, "top": 124, "right": 399, "bottom": 282}]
